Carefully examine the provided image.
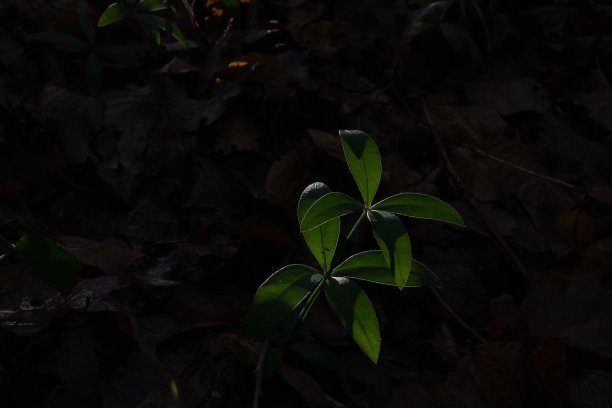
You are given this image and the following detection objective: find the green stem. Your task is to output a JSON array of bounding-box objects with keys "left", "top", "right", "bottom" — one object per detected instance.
[
  {"left": 346, "top": 210, "right": 366, "bottom": 243},
  {"left": 329, "top": 210, "right": 366, "bottom": 271},
  {"left": 287, "top": 277, "right": 326, "bottom": 342},
  {"left": 286, "top": 210, "right": 368, "bottom": 343}
]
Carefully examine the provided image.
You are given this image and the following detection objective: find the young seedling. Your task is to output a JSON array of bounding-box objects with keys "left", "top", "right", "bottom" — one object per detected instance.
[
  {"left": 248, "top": 130, "right": 465, "bottom": 371},
  {"left": 29, "top": 9, "right": 141, "bottom": 95},
  {"left": 98, "top": 0, "right": 186, "bottom": 54}
]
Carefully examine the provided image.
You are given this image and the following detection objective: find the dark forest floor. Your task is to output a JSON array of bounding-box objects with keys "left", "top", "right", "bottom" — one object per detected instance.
[{"left": 1, "top": 1, "right": 612, "bottom": 407}]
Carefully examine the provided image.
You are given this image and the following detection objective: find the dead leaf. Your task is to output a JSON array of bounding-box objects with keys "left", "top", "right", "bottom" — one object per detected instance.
[
  {"left": 265, "top": 148, "right": 308, "bottom": 214},
  {"left": 451, "top": 147, "right": 501, "bottom": 202},
  {"left": 570, "top": 371, "right": 612, "bottom": 408},
  {"left": 465, "top": 78, "right": 551, "bottom": 115},
  {"left": 55, "top": 236, "right": 143, "bottom": 277},
  {"left": 521, "top": 274, "right": 612, "bottom": 359},
  {"left": 554, "top": 208, "right": 596, "bottom": 245},
  {"left": 308, "top": 129, "right": 344, "bottom": 161},
  {"left": 215, "top": 115, "right": 261, "bottom": 154}
]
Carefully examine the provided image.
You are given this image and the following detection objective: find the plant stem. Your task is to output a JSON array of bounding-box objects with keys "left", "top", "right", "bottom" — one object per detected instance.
[
  {"left": 346, "top": 210, "right": 366, "bottom": 242},
  {"left": 287, "top": 277, "right": 326, "bottom": 342},
  {"left": 287, "top": 210, "right": 368, "bottom": 342},
  {"left": 329, "top": 210, "right": 366, "bottom": 271}
]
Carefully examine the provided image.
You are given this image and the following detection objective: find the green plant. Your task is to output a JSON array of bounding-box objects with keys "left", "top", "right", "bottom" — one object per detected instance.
[
  {"left": 248, "top": 130, "right": 464, "bottom": 370},
  {"left": 98, "top": 0, "right": 186, "bottom": 54},
  {"left": 29, "top": 9, "right": 140, "bottom": 95},
  {"left": 0, "top": 234, "right": 81, "bottom": 296}
]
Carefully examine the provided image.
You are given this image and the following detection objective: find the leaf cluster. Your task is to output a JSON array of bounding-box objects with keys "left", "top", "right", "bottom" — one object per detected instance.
[
  {"left": 248, "top": 130, "right": 464, "bottom": 368},
  {"left": 28, "top": 1, "right": 185, "bottom": 95}
]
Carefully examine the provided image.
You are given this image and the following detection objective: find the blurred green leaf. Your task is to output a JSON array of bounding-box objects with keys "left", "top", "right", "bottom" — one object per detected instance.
[
  {"left": 135, "top": 0, "right": 169, "bottom": 12},
  {"left": 220, "top": 0, "right": 240, "bottom": 15},
  {"left": 14, "top": 235, "right": 81, "bottom": 296},
  {"left": 86, "top": 53, "right": 103, "bottom": 96},
  {"left": 98, "top": 3, "right": 132, "bottom": 27},
  {"left": 264, "top": 346, "right": 286, "bottom": 379},
  {"left": 248, "top": 265, "right": 322, "bottom": 339},
  {"left": 372, "top": 193, "right": 465, "bottom": 226},
  {"left": 78, "top": 9, "right": 96, "bottom": 44},
  {"left": 339, "top": 130, "right": 382, "bottom": 207},
  {"left": 97, "top": 44, "right": 142, "bottom": 60},
  {"left": 290, "top": 342, "right": 342, "bottom": 372},
  {"left": 333, "top": 251, "right": 441, "bottom": 287},
  {"left": 28, "top": 31, "right": 88, "bottom": 49},
  {"left": 298, "top": 183, "right": 340, "bottom": 273},
  {"left": 367, "top": 210, "right": 412, "bottom": 290},
  {"left": 325, "top": 277, "right": 380, "bottom": 363},
  {"left": 169, "top": 23, "right": 187, "bottom": 49},
  {"left": 300, "top": 192, "right": 362, "bottom": 232}
]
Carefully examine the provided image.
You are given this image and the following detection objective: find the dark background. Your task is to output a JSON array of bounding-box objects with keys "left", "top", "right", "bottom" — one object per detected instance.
[{"left": 1, "top": 0, "right": 612, "bottom": 407}]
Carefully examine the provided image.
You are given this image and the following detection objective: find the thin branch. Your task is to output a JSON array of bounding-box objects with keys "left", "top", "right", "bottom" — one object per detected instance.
[
  {"left": 421, "top": 100, "right": 530, "bottom": 279},
  {"left": 430, "top": 288, "right": 487, "bottom": 345},
  {"left": 253, "top": 338, "right": 269, "bottom": 408}
]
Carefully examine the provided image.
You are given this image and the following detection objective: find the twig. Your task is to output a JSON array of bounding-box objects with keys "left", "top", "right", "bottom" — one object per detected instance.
[
  {"left": 421, "top": 100, "right": 530, "bottom": 279},
  {"left": 180, "top": 0, "right": 198, "bottom": 27},
  {"left": 430, "top": 288, "right": 487, "bottom": 344},
  {"left": 253, "top": 338, "right": 269, "bottom": 408},
  {"left": 470, "top": 147, "right": 583, "bottom": 194}
]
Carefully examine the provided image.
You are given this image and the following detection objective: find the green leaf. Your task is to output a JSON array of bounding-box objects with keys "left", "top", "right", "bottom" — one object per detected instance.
[
  {"left": 339, "top": 130, "right": 382, "bottom": 207},
  {"left": 28, "top": 31, "right": 88, "bottom": 49},
  {"left": 220, "top": 0, "right": 241, "bottom": 15},
  {"left": 333, "top": 251, "right": 441, "bottom": 287},
  {"left": 78, "top": 9, "right": 96, "bottom": 44},
  {"left": 300, "top": 192, "right": 362, "bottom": 232},
  {"left": 248, "top": 265, "right": 322, "bottom": 339},
  {"left": 136, "top": 14, "right": 164, "bottom": 48},
  {"left": 290, "top": 342, "right": 342, "bottom": 372},
  {"left": 264, "top": 346, "right": 286, "bottom": 379},
  {"left": 325, "top": 277, "right": 380, "bottom": 363},
  {"left": 0, "top": 235, "right": 13, "bottom": 255},
  {"left": 135, "top": 0, "right": 169, "bottom": 12},
  {"left": 298, "top": 183, "right": 340, "bottom": 272},
  {"left": 86, "top": 53, "right": 103, "bottom": 96},
  {"left": 372, "top": 193, "right": 465, "bottom": 227},
  {"left": 14, "top": 235, "right": 81, "bottom": 296},
  {"left": 367, "top": 210, "right": 412, "bottom": 290},
  {"left": 97, "top": 44, "right": 142, "bottom": 60},
  {"left": 98, "top": 3, "right": 132, "bottom": 27},
  {"left": 169, "top": 23, "right": 187, "bottom": 49}
]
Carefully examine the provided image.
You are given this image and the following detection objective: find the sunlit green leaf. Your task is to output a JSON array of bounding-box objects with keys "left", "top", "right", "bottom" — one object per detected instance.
[
  {"left": 298, "top": 183, "right": 340, "bottom": 272},
  {"left": 325, "top": 277, "right": 380, "bottom": 363},
  {"left": 367, "top": 210, "right": 412, "bottom": 290},
  {"left": 290, "top": 342, "right": 342, "bottom": 372},
  {"left": 98, "top": 3, "right": 132, "bottom": 27},
  {"left": 135, "top": 0, "right": 169, "bottom": 12},
  {"left": 248, "top": 265, "right": 322, "bottom": 339},
  {"left": 372, "top": 193, "right": 465, "bottom": 227},
  {"left": 28, "top": 32, "right": 88, "bottom": 49},
  {"left": 14, "top": 235, "right": 81, "bottom": 296},
  {"left": 300, "top": 192, "right": 362, "bottom": 232},
  {"left": 332, "top": 251, "right": 441, "bottom": 287},
  {"left": 0, "top": 235, "right": 13, "bottom": 255},
  {"left": 339, "top": 130, "right": 382, "bottom": 207}
]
